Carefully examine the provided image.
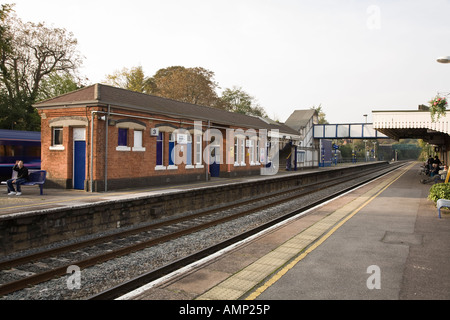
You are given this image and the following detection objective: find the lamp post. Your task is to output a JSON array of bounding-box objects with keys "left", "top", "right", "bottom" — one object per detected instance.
[{"left": 436, "top": 56, "right": 450, "bottom": 182}]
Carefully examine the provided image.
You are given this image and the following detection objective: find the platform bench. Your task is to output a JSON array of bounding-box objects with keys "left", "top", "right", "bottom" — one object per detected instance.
[
  {"left": 1, "top": 170, "right": 47, "bottom": 195},
  {"left": 436, "top": 199, "right": 450, "bottom": 219}
]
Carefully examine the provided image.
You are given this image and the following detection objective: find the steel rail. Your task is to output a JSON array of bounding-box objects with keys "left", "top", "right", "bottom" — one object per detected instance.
[{"left": 0, "top": 164, "right": 367, "bottom": 271}]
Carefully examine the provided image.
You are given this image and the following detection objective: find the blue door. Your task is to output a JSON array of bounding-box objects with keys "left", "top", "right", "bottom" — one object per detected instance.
[
  {"left": 210, "top": 162, "right": 220, "bottom": 177},
  {"left": 209, "top": 145, "right": 220, "bottom": 177},
  {"left": 74, "top": 140, "right": 86, "bottom": 190}
]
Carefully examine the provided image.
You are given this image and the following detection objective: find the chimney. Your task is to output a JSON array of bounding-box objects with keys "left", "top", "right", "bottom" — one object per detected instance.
[{"left": 94, "top": 83, "right": 101, "bottom": 101}]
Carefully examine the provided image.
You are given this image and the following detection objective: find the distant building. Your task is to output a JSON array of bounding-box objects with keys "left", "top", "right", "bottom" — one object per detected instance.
[{"left": 285, "top": 109, "right": 320, "bottom": 168}]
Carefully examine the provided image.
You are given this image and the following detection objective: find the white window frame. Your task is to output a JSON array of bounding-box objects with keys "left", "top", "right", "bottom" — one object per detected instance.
[
  {"left": 195, "top": 134, "right": 204, "bottom": 168},
  {"left": 50, "top": 127, "right": 65, "bottom": 150},
  {"left": 132, "top": 130, "right": 146, "bottom": 152},
  {"left": 240, "top": 138, "right": 245, "bottom": 166},
  {"left": 167, "top": 132, "right": 178, "bottom": 170}
]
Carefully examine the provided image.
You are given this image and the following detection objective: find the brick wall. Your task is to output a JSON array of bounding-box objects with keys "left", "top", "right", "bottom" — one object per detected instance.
[{"left": 38, "top": 106, "right": 267, "bottom": 191}]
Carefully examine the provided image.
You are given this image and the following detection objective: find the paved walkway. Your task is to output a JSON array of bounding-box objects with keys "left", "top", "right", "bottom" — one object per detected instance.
[
  {"left": 252, "top": 162, "right": 450, "bottom": 300},
  {"left": 125, "top": 162, "right": 450, "bottom": 300}
]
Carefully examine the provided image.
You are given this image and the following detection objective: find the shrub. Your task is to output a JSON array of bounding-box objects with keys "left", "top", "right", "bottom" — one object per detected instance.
[{"left": 428, "top": 183, "right": 450, "bottom": 203}]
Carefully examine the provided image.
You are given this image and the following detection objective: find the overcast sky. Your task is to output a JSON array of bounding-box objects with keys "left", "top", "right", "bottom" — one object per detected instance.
[{"left": 9, "top": 0, "right": 450, "bottom": 124}]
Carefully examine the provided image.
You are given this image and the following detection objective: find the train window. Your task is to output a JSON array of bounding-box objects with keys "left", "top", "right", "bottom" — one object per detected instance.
[
  {"left": 53, "top": 127, "right": 63, "bottom": 146},
  {"left": 28, "top": 146, "right": 41, "bottom": 157},
  {"left": 14, "top": 145, "right": 24, "bottom": 156},
  {"left": 5, "top": 145, "right": 15, "bottom": 156}
]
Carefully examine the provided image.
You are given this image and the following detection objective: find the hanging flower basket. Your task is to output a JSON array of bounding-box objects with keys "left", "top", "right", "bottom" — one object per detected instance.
[{"left": 429, "top": 95, "right": 448, "bottom": 121}]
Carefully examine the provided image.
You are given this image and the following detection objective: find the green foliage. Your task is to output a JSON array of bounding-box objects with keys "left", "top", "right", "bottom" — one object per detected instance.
[
  {"left": 220, "top": 86, "right": 267, "bottom": 117},
  {"left": 310, "top": 104, "right": 328, "bottom": 124},
  {"left": 0, "top": 6, "right": 83, "bottom": 130},
  {"left": 37, "top": 72, "right": 82, "bottom": 102},
  {"left": 428, "top": 95, "right": 447, "bottom": 122},
  {"left": 428, "top": 183, "right": 450, "bottom": 203}
]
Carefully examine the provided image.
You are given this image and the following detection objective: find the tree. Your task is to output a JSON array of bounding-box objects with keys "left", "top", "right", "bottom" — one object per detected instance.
[
  {"left": 311, "top": 104, "right": 328, "bottom": 124},
  {"left": 103, "top": 65, "right": 155, "bottom": 94},
  {"left": 152, "top": 66, "right": 220, "bottom": 107},
  {"left": 0, "top": 4, "right": 12, "bottom": 56},
  {"left": 220, "top": 86, "right": 267, "bottom": 117},
  {"left": 36, "top": 72, "right": 83, "bottom": 102},
  {"left": 0, "top": 7, "right": 83, "bottom": 130}
]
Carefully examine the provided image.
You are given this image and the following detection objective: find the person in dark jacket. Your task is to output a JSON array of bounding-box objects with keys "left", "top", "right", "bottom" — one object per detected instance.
[{"left": 7, "top": 160, "right": 29, "bottom": 196}]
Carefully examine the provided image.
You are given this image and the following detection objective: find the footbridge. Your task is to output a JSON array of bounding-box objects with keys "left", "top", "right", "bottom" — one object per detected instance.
[{"left": 313, "top": 123, "right": 389, "bottom": 139}]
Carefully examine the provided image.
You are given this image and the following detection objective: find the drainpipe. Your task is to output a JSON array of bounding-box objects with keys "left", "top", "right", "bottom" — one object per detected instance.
[
  {"left": 90, "top": 111, "right": 95, "bottom": 192},
  {"left": 105, "top": 105, "right": 110, "bottom": 192},
  {"left": 206, "top": 120, "right": 210, "bottom": 181}
]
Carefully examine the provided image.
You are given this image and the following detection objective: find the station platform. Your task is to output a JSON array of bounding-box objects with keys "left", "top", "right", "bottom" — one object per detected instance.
[
  {"left": 124, "top": 162, "right": 450, "bottom": 301},
  {"left": 0, "top": 163, "right": 354, "bottom": 217},
  {"left": 251, "top": 162, "right": 450, "bottom": 300}
]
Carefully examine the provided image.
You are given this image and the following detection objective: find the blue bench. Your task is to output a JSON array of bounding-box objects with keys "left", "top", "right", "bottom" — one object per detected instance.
[
  {"left": 1, "top": 170, "right": 47, "bottom": 195},
  {"left": 437, "top": 199, "right": 450, "bottom": 219}
]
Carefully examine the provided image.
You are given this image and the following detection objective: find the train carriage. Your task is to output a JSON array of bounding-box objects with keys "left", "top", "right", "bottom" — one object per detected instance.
[{"left": 0, "top": 129, "right": 41, "bottom": 180}]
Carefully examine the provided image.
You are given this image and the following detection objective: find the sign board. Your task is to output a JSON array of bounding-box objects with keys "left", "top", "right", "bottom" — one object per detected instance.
[
  {"left": 150, "top": 128, "right": 159, "bottom": 136},
  {"left": 177, "top": 134, "right": 188, "bottom": 144}
]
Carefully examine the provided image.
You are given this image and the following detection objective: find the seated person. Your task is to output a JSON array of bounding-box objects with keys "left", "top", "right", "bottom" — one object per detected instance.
[
  {"left": 7, "top": 160, "right": 29, "bottom": 196},
  {"left": 439, "top": 165, "right": 448, "bottom": 180},
  {"left": 430, "top": 163, "right": 440, "bottom": 177}
]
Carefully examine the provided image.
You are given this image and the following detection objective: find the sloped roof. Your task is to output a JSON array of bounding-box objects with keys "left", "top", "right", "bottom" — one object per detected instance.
[
  {"left": 285, "top": 109, "right": 317, "bottom": 132},
  {"left": 34, "top": 84, "right": 299, "bottom": 137}
]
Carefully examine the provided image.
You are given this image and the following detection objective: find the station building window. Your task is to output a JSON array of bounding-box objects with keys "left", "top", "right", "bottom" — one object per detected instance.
[
  {"left": 53, "top": 127, "right": 63, "bottom": 145},
  {"left": 248, "top": 139, "right": 255, "bottom": 165},
  {"left": 132, "top": 130, "right": 145, "bottom": 152},
  {"left": 168, "top": 132, "right": 178, "bottom": 169},
  {"left": 185, "top": 134, "right": 193, "bottom": 167},
  {"left": 49, "top": 127, "right": 65, "bottom": 150},
  {"left": 155, "top": 131, "right": 166, "bottom": 170},
  {"left": 116, "top": 128, "right": 131, "bottom": 151},
  {"left": 169, "top": 130, "right": 193, "bottom": 168},
  {"left": 234, "top": 137, "right": 245, "bottom": 166},
  {"left": 195, "top": 134, "right": 203, "bottom": 168}
]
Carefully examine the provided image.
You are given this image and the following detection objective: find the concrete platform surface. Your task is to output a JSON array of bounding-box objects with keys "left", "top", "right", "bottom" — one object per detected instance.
[{"left": 125, "top": 162, "right": 450, "bottom": 300}]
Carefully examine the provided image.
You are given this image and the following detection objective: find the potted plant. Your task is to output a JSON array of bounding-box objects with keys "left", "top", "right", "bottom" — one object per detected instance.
[{"left": 429, "top": 95, "right": 448, "bottom": 121}]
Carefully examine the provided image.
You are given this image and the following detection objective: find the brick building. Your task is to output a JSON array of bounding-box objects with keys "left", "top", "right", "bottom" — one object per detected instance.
[{"left": 34, "top": 84, "right": 301, "bottom": 191}]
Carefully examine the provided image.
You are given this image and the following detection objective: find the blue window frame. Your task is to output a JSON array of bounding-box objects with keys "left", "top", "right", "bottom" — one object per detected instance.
[
  {"left": 118, "top": 128, "right": 128, "bottom": 146},
  {"left": 156, "top": 132, "right": 164, "bottom": 166},
  {"left": 169, "top": 133, "right": 175, "bottom": 166}
]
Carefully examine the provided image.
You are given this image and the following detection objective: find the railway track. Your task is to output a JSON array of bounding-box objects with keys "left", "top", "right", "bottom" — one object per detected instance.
[{"left": 0, "top": 162, "right": 406, "bottom": 299}]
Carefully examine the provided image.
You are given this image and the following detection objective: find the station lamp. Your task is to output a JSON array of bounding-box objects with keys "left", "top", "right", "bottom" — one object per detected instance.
[{"left": 437, "top": 56, "right": 450, "bottom": 64}]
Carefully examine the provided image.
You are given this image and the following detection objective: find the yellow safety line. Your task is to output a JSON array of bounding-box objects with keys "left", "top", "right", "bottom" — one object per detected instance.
[{"left": 245, "top": 162, "right": 413, "bottom": 300}]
